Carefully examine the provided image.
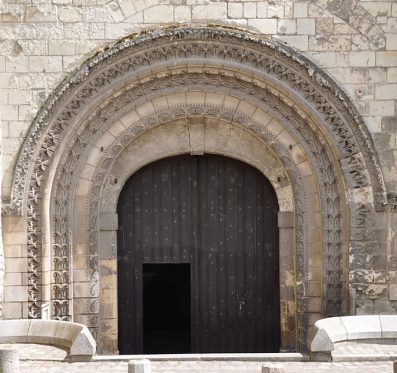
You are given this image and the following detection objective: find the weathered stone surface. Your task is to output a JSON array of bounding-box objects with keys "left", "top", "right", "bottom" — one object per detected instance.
[
  {"left": 262, "top": 363, "right": 284, "bottom": 373},
  {"left": 310, "top": 317, "right": 347, "bottom": 352},
  {"left": 0, "top": 0, "right": 396, "bottom": 356},
  {"left": 341, "top": 315, "right": 382, "bottom": 340},
  {"left": 0, "top": 319, "right": 30, "bottom": 343},
  {"left": 128, "top": 359, "right": 151, "bottom": 373},
  {"left": 0, "top": 347, "right": 19, "bottom": 373},
  {"left": 380, "top": 315, "right": 397, "bottom": 338},
  {"left": 0, "top": 320, "right": 95, "bottom": 361}
]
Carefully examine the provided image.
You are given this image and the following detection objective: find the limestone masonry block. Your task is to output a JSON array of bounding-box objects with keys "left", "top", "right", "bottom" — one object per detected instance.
[
  {"left": 4, "top": 286, "right": 27, "bottom": 302},
  {"left": 294, "top": 2, "right": 307, "bottom": 18},
  {"left": 349, "top": 52, "right": 376, "bottom": 67},
  {"left": 380, "top": 315, "right": 397, "bottom": 338},
  {"left": 377, "top": 52, "right": 397, "bottom": 67},
  {"left": 228, "top": 3, "right": 243, "bottom": 19},
  {"left": 143, "top": 5, "right": 173, "bottom": 23},
  {"left": 262, "top": 363, "right": 284, "bottom": 373},
  {"left": 341, "top": 315, "right": 381, "bottom": 340},
  {"left": 192, "top": 4, "right": 227, "bottom": 20},
  {"left": 69, "top": 325, "right": 96, "bottom": 361},
  {"left": 278, "top": 19, "right": 296, "bottom": 34},
  {"left": 389, "top": 283, "right": 397, "bottom": 300},
  {"left": 29, "top": 56, "right": 62, "bottom": 73},
  {"left": 58, "top": 7, "right": 82, "bottom": 23},
  {"left": 376, "top": 84, "right": 397, "bottom": 99},
  {"left": 248, "top": 19, "right": 277, "bottom": 34},
  {"left": 310, "top": 317, "right": 347, "bottom": 352},
  {"left": 297, "top": 19, "right": 315, "bottom": 35},
  {"left": 276, "top": 35, "right": 308, "bottom": 51},
  {"left": 244, "top": 3, "right": 257, "bottom": 19},
  {"left": 174, "top": 6, "right": 191, "bottom": 22},
  {"left": 0, "top": 319, "right": 30, "bottom": 343},
  {"left": 128, "top": 359, "right": 151, "bottom": 373}
]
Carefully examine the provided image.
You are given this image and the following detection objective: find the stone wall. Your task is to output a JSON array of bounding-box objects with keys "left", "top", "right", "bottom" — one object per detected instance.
[
  {"left": 0, "top": 0, "right": 396, "bottom": 329},
  {"left": 0, "top": 113, "right": 3, "bottom": 319},
  {"left": 1, "top": 1, "right": 397, "bottom": 198}
]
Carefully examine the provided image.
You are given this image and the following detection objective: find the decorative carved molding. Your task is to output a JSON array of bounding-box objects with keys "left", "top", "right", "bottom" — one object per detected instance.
[
  {"left": 52, "top": 68, "right": 345, "bottom": 344},
  {"left": 89, "top": 105, "right": 309, "bottom": 350},
  {"left": 6, "top": 26, "right": 385, "bottom": 216},
  {"left": 3, "top": 26, "right": 378, "bottom": 348}
]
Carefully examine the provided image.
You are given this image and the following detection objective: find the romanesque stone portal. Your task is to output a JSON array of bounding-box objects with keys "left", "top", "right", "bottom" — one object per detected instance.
[{"left": 1, "top": 24, "right": 394, "bottom": 354}]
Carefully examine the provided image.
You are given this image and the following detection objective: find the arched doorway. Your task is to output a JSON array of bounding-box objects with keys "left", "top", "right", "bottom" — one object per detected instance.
[
  {"left": 5, "top": 25, "right": 387, "bottom": 354},
  {"left": 117, "top": 154, "right": 280, "bottom": 354}
]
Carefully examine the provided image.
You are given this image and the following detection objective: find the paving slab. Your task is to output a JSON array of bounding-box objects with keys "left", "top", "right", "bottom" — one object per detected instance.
[
  {"left": 18, "top": 361, "right": 394, "bottom": 373},
  {"left": 3, "top": 342, "right": 397, "bottom": 372},
  {"left": 332, "top": 341, "right": 397, "bottom": 361}
]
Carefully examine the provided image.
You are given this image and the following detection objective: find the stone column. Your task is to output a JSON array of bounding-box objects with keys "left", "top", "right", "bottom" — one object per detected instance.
[{"left": 0, "top": 348, "right": 19, "bottom": 373}]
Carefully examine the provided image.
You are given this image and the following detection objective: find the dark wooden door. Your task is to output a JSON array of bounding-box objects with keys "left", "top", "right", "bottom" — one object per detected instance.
[{"left": 117, "top": 155, "right": 279, "bottom": 354}]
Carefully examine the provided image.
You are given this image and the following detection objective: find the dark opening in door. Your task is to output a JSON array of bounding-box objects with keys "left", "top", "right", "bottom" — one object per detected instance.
[{"left": 143, "top": 263, "right": 191, "bottom": 353}]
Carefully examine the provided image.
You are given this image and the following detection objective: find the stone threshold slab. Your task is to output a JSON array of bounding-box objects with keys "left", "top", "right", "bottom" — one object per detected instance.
[
  {"left": 332, "top": 354, "right": 397, "bottom": 362},
  {"left": 93, "top": 353, "right": 309, "bottom": 362}
]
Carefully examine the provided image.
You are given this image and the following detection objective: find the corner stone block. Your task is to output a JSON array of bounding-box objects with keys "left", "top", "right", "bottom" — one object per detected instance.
[
  {"left": 317, "top": 317, "right": 347, "bottom": 343},
  {"left": 309, "top": 327, "right": 334, "bottom": 352},
  {"left": 54, "top": 321, "right": 82, "bottom": 347},
  {"left": 262, "top": 363, "right": 284, "bottom": 373},
  {"left": 27, "top": 320, "right": 60, "bottom": 344},
  {"left": 380, "top": 315, "right": 397, "bottom": 338},
  {"left": 128, "top": 359, "right": 151, "bottom": 373},
  {"left": 0, "top": 320, "right": 30, "bottom": 343},
  {"left": 341, "top": 315, "right": 381, "bottom": 340},
  {"left": 69, "top": 326, "right": 96, "bottom": 361}
]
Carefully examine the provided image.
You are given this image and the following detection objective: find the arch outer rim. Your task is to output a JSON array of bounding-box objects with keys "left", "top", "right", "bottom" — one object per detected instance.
[{"left": 4, "top": 24, "right": 386, "bottom": 216}]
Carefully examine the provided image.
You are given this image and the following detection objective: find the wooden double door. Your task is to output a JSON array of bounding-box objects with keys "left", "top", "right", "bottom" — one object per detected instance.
[{"left": 117, "top": 155, "right": 279, "bottom": 354}]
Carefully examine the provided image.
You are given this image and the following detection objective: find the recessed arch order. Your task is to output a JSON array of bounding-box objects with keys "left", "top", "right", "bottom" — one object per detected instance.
[{"left": 5, "top": 25, "right": 386, "bottom": 353}]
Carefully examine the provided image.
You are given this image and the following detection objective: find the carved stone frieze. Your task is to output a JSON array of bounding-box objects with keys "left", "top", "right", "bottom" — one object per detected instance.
[
  {"left": 88, "top": 104, "right": 309, "bottom": 350},
  {"left": 53, "top": 67, "right": 345, "bottom": 333},
  {"left": 7, "top": 26, "right": 385, "bottom": 216},
  {"left": 48, "top": 70, "right": 340, "bottom": 348}
]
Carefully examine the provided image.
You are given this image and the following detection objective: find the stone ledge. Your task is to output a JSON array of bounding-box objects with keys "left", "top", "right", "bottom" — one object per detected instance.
[
  {"left": 309, "top": 315, "right": 397, "bottom": 361},
  {"left": 0, "top": 320, "right": 96, "bottom": 362},
  {"left": 93, "top": 353, "right": 309, "bottom": 362}
]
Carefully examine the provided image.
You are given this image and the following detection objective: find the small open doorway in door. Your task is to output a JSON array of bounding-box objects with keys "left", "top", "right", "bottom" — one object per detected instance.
[{"left": 143, "top": 263, "right": 191, "bottom": 353}]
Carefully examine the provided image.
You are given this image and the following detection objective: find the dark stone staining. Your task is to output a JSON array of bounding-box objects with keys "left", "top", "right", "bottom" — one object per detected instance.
[
  {"left": 12, "top": 41, "right": 23, "bottom": 56},
  {"left": 321, "top": 0, "right": 383, "bottom": 48},
  {"left": 382, "top": 116, "right": 397, "bottom": 132},
  {"left": 326, "top": 0, "right": 358, "bottom": 22},
  {"left": 0, "top": 12, "right": 19, "bottom": 22},
  {"left": 374, "top": 133, "right": 392, "bottom": 148}
]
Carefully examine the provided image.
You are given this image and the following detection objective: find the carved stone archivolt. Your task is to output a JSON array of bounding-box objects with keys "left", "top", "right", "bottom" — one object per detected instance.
[{"left": 3, "top": 25, "right": 385, "bottom": 351}]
